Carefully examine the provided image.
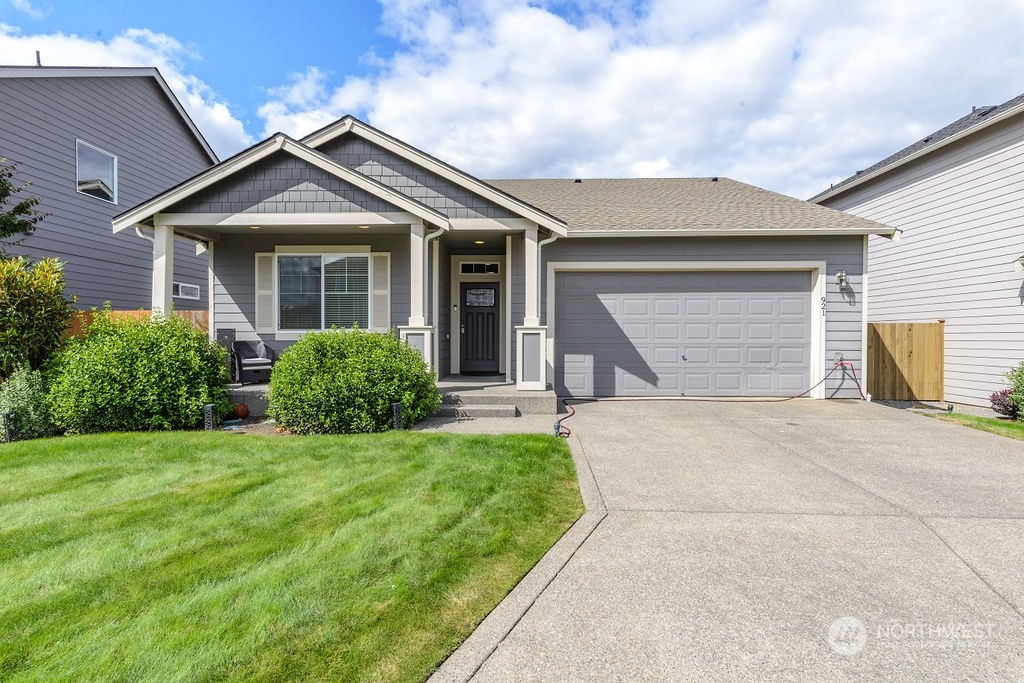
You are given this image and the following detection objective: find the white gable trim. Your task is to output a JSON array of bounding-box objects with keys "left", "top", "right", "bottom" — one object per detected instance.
[
  {"left": 302, "top": 117, "right": 568, "bottom": 236},
  {"left": 113, "top": 135, "right": 450, "bottom": 233}
]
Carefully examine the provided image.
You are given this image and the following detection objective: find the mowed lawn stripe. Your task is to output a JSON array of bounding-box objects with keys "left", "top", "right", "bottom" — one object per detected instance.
[{"left": 0, "top": 431, "right": 582, "bottom": 682}]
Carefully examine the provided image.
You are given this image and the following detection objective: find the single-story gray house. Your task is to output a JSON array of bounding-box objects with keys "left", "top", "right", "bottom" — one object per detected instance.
[{"left": 113, "top": 116, "right": 895, "bottom": 398}]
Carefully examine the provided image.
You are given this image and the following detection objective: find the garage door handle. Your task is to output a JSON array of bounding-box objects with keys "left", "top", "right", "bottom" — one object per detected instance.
[{"left": 681, "top": 354, "right": 687, "bottom": 361}]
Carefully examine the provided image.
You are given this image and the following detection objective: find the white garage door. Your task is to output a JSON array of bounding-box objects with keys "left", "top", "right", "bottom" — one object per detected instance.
[{"left": 555, "top": 271, "right": 812, "bottom": 397}]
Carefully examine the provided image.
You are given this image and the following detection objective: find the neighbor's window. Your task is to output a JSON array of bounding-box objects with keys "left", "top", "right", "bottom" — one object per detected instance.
[
  {"left": 278, "top": 254, "right": 369, "bottom": 330},
  {"left": 172, "top": 282, "right": 201, "bottom": 300},
  {"left": 76, "top": 140, "right": 117, "bottom": 203}
]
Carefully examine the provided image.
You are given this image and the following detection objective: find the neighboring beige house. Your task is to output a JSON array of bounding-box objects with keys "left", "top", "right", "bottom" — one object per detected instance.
[{"left": 812, "top": 93, "right": 1024, "bottom": 407}]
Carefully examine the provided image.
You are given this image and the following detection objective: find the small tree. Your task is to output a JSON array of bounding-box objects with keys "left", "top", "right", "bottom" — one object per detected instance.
[
  {"left": 0, "top": 256, "right": 76, "bottom": 380},
  {"left": 0, "top": 158, "right": 45, "bottom": 256}
]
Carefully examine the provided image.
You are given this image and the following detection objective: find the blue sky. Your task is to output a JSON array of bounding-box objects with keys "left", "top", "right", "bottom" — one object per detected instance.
[{"left": 2, "top": 0, "right": 1024, "bottom": 198}]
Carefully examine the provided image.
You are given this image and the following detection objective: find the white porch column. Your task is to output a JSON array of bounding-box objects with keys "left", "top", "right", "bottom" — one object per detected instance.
[
  {"left": 515, "top": 225, "right": 547, "bottom": 389},
  {"left": 399, "top": 221, "right": 433, "bottom": 369},
  {"left": 524, "top": 224, "right": 539, "bottom": 326},
  {"left": 408, "top": 220, "right": 425, "bottom": 326},
  {"left": 152, "top": 224, "right": 174, "bottom": 317}
]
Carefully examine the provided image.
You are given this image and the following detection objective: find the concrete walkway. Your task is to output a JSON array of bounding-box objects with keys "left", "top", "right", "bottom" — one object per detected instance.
[{"left": 430, "top": 400, "right": 1024, "bottom": 681}]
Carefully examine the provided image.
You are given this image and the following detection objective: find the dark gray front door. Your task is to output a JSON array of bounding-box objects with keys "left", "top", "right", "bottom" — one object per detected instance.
[{"left": 460, "top": 282, "right": 500, "bottom": 374}]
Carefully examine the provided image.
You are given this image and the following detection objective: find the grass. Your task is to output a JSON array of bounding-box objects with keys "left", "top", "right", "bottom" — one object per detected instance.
[
  {"left": 929, "top": 412, "right": 1024, "bottom": 441},
  {"left": 0, "top": 431, "right": 582, "bottom": 682}
]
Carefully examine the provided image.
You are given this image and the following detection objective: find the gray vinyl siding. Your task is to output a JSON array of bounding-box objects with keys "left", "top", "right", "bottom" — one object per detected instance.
[
  {"left": 213, "top": 233, "right": 409, "bottom": 354},
  {"left": 0, "top": 75, "right": 213, "bottom": 309},
  {"left": 542, "top": 236, "right": 865, "bottom": 398},
  {"left": 316, "top": 136, "right": 517, "bottom": 219},
  {"left": 437, "top": 239, "right": 452, "bottom": 378},
  {"left": 821, "top": 114, "right": 1024, "bottom": 406},
  {"left": 168, "top": 152, "right": 402, "bottom": 215},
  {"left": 510, "top": 235, "right": 525, "bottom": 381}
]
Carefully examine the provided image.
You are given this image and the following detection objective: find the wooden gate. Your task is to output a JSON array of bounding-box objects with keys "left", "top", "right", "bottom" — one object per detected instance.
[{"left": 867, "top": 322, "right": 944, "bottom": 400}]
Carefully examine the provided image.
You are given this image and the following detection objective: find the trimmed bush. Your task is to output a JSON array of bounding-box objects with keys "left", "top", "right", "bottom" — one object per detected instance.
[
  {"left": 268, "top": 329, "right": 441, "bottom": 434},
  {"left": 0, "top": 256, "right": 76, "bottom": 380},
  {"left": 46, "top": 312, "right": 230, "bottom": 434},
  {"left": 1007, "top": 361, "right": 1024, "bottom": 422},
  {"left": 990, "top": 388, "right": 1018, "bottom": 420},
  {"left": 0, "top": 366, "right": 57, "bottom": 440}
]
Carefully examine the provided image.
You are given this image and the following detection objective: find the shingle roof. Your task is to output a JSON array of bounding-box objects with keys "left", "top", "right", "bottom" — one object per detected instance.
[
  {"left": 488, "top": 177, "right": 894, "bottom": 235},
  {"left": 810, "top": 91, "right": 1024, "bottom": 202}
]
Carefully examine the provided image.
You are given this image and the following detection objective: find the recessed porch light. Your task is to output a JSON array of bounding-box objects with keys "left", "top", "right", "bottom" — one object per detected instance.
[
  {"left": 358, "top": 225, "right": 371, "bottom": 229},
  {"left": 474, "top": 240, "right": 485, "bottom": 245},
  {"left": 249, "top": 226, "right": 260, "bottom": 230}
]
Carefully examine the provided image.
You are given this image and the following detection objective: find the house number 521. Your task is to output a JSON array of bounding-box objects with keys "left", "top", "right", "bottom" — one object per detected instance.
[{"left": 820, "top": 296, "right": 827, "bottom": 316}]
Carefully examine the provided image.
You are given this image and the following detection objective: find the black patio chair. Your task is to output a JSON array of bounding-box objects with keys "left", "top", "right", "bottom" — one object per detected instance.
[{"left": 232, "top": 340, "right": 277, "bottom": 385}]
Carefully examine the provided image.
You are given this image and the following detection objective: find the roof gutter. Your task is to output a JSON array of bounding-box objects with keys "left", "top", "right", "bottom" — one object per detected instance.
[
  {"left": 812, "top": 100, "right": 1024, "bottom": 204},
  {"left": 564, "top": 227, "right": 897, "bottom": 238}
]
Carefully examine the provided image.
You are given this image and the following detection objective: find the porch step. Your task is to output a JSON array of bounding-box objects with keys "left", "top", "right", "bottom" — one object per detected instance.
[
  {"left": 434, "top": 403, "right": 519, "bottom": 418},
  {"left": 440, "top": 388, "right": 558, "bottom": 415}
]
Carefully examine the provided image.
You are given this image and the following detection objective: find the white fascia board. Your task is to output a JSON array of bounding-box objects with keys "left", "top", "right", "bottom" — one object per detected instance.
[
  {"left": 302, "top": 118, "right": 568, "bottom": 236},
  {"left": 0, "top": 66, "right": 217, "bottom": 163},
  {"left": 279, "top": 140, "right": 450, "bottom": 228},
  {"left": 155, "top": 211, "right": 420, "bottom": 227},
  {"left": 565, "top": 227, "right": 897, "bottom": 238},
  {"left": 812, "top": 101, "right": 1024, "bottom": 204}
]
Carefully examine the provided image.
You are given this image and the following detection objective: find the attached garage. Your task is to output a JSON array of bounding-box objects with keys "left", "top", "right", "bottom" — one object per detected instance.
[{"left": 551, "top": 265, "right": 823, "bottom": 398}]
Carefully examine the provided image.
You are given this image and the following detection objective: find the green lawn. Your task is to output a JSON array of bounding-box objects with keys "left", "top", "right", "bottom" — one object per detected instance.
[
  {"left": 0, "top": 431, "right": 582, "bottom": 682},
  {"left": 930, "top": 412, "right": 1024, "bottom": 441}
]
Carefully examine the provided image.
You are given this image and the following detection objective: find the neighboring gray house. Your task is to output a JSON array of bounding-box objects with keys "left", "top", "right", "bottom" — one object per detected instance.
[
  {"left": 114, "top": 116, "right": 894, "bottom": 398},
  {"left": 812, "top": 93, "right": 1024, "bottom": 406},
  {"left": 0, "top": 66, "right": 218, "bottom": 309}
]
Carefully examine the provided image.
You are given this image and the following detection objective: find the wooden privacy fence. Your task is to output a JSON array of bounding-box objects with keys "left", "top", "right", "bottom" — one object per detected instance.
[
  {"left": 867, "top": 322, "right": 944, "bottom": 401},
  {"left": 66, "top": 310, "right": 209, "bottom": 338}
]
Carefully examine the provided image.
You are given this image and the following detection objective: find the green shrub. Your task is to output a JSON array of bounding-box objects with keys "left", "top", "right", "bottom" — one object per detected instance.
[
  {"left": 1007, "top": 361, "right": 1024, "bottom": 422},
  {"left": 268, "top": 329, "right": 441, "bottom": 434},
  {"left": 46, "top": 312, "right": 230, "bottom": 434},
  {"left": 0, "top": 366, "right": 57, "bottom": 440},
  {"left": 0, "top": 256, "right": 76, "bottom": 380}
]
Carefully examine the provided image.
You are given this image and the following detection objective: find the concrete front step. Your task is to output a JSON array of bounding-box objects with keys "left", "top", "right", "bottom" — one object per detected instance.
[
  {"left": 441, "top": 391, "right": 557, "bottom": 415},
  {"left": 434, "top": 404, "right": 519, "bottom": 418}
]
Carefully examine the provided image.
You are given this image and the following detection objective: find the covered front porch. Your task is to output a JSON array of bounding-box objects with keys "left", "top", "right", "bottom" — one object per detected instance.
[{"left": 112, "top": 118, "right": 567, "bottom": 392}]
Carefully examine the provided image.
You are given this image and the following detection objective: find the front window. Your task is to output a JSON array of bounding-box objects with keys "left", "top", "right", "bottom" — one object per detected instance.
[
  {"left": 278, "top": 254, "right": 369, "bottom": 330},
  {"left": 76, "top": 140, "right": 117, "bottom": 203}
]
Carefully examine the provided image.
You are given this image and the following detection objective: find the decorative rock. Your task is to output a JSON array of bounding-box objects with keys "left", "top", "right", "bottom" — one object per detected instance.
[{"left": 233, "top": 403, "right": 250, "bottom": 419}]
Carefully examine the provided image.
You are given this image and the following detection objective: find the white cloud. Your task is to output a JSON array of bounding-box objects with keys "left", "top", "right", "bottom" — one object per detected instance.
[
  {"left": 9, "top": 0, "right": 47, "bottom": 20},
  {"left": 254, "top": 0, "right": 1024, "bottom": 198},
  {"left": 0, "top": 25, "right": 252, "bottom": 158}
]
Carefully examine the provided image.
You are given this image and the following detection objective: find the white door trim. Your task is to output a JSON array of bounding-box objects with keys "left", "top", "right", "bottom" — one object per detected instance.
[
  {"left": 545, "top": 260, "right": 827, "bottom": 399},
  {"left": 450, "top": 254, "right": 508, "bottom": 375}
]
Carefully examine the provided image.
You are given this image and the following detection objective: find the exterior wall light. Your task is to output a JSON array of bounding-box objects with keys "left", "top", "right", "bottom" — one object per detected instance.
[
  {"left": 836, "top": 270, "right": 848, "bottom": 290},
  {"left": 1014, "top": 256, "right": 1024, "bottom": 273}
]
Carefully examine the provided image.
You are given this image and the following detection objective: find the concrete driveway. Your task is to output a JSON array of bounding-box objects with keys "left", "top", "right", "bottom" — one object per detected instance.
[{"left": 432, "top": 400, "right": 1024, "bottom": 681}]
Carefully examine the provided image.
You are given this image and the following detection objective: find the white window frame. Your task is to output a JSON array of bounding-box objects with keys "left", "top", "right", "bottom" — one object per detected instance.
[
  {"left": 278, "top": 253, "right": 370, "bottom": 333},
  {"left": 256, "top": 247, "right": 390, "bottom": 339},
  {"left": 172, "top": 281, "right": 201, "bottom": 300},
  {"left": 75, "top": 139, "right": 118, "bottom": 204}
]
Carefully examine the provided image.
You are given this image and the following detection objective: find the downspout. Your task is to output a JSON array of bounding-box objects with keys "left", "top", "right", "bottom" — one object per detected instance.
[
  {"left": 536, "top": 232, "right": 559, "bottom": 324},
  {"left": 423, "top": 225, "right": 446, "bottom": 326},
  {"left": 135, "top": 225, "right": 154, "bottom": 243}
]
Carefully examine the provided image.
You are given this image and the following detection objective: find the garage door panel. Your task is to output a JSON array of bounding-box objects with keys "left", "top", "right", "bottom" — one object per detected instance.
[{"left": 555, "top": 271, "right": 811, "bottom": 397}]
